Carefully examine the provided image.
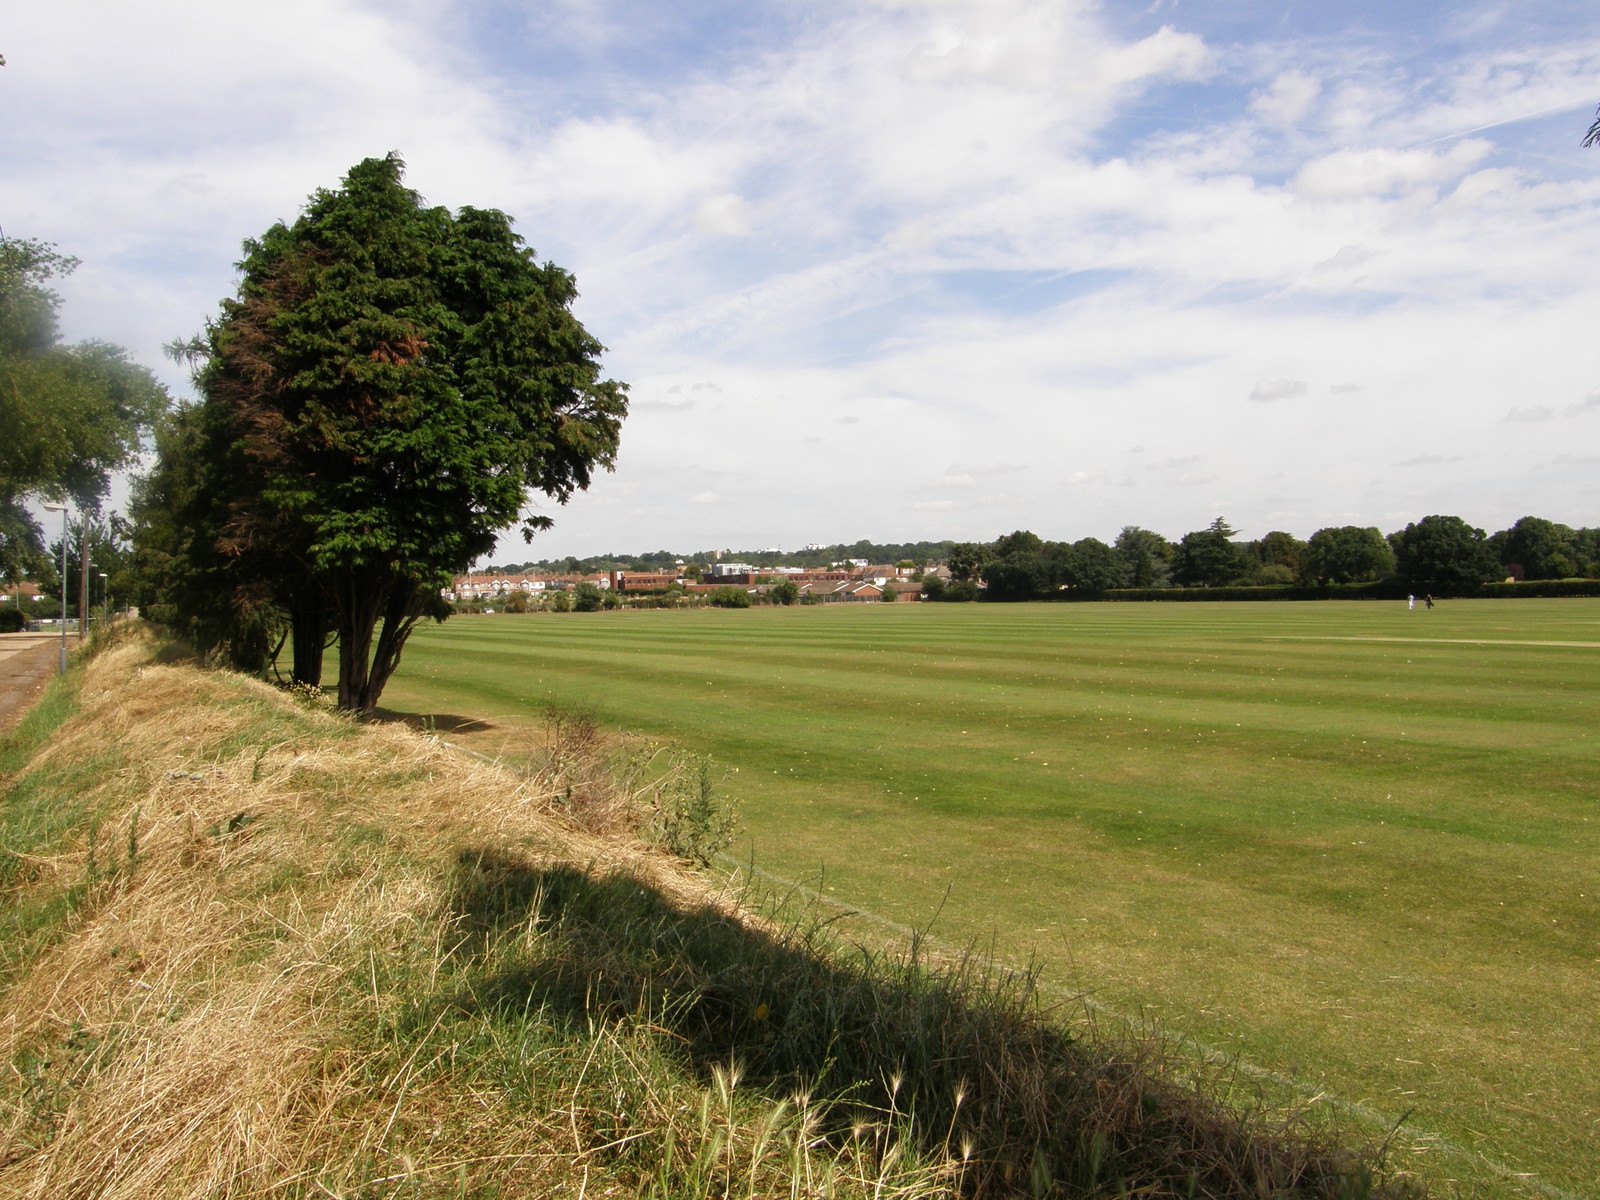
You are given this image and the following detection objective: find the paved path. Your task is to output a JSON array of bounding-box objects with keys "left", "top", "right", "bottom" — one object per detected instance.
[{"left": 0, "top": 633, "right": 65, "bottom": 737}]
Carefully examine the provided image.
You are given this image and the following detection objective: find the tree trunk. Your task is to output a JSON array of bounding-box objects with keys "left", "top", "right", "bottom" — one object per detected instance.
[
  {"left": 335, "top": 572, "right": 385, "bottom": 714},
  {"left": 333, "top": 571, "right": 424, "bottom": 717},
  {"left": 289, "top": 587, "right": 327, "bottom": 687},
  {"left": 357, "top": 582, "right": 423, "bottom": 717}
]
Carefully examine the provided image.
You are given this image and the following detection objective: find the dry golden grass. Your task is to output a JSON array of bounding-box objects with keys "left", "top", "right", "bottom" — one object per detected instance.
[
  {"left": 0, "top": 635, "right": 752, "bottom": 1198},
  {"left": 0, "top": 632, "right": 1417, "bottom": 1199}
]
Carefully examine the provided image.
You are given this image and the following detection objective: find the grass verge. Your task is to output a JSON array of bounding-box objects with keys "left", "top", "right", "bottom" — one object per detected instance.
[{"left": 0, "top": 629, "right": 1420, "bottom": 1198}]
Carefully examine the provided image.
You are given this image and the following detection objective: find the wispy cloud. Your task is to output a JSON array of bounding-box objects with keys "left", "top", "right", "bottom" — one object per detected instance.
[
  {"left": 7, "top": 0, "right": 1600, "bottom": 553},
  {"left": 1249, "top": 378, "right": 1309, "bottom": 403}
]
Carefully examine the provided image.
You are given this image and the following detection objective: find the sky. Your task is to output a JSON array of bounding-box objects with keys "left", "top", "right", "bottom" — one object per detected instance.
[{"left": 5, "top": 0, "right": 1600, "bottom": 560}]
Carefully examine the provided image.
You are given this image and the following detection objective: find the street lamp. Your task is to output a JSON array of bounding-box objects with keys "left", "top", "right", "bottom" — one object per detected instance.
[
  {"left": 98, "top": 573, "right": 108, "bottom": 628},
  {"left": 40, "top": 502, "right": 68, "bottom": 674}
]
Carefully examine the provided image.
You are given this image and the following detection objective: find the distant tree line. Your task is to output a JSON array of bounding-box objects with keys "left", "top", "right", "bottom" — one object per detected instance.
[
  {"left": 925, "top": 515, "right": 1599, "bottom": 602},
  {"left": 486, "top": 539, "right": 958, "bottom": 578}
]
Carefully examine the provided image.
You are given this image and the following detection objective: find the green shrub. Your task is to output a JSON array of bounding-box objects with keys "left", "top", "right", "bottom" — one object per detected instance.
[
  {"left": 645, "top": 751, "right": 739, "bottom": 866},
  {"left": 707, "top": 586, "right": 752, "bottom": 609}
]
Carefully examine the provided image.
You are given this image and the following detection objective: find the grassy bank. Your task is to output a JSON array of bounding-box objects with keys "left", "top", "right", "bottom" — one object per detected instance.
[
  {"left": 379, "top": 600, "right": 1600, "bottom": 1198},
  {"left": 0, "top": 630, "right": 1418, "bottom": 1198}
]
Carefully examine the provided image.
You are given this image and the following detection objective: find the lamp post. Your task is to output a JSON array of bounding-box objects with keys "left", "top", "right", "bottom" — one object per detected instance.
[
  {"left": 97, "top": 572, "right": 108, "bottom": 629},
  {"left": 41, "top": 502, "right": 68, "bottom": 674}
]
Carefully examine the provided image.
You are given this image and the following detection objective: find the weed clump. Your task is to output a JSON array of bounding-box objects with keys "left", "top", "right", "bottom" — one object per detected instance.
[{"left": 527, "top": 702, "right": 740, "bottom": 865}]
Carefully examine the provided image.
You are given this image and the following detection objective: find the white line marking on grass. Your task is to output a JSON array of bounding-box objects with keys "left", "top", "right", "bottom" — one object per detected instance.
[{"left": 1267, "top": 636, "right": 1600, "bottom": 649}]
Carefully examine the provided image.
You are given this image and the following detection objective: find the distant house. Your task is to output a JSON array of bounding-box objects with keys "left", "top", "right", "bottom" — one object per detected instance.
[
  {"left": 0, "top": 581, "right": 48, "bottom": 605},
  {"left": 797, "top": 580, "right": 884, "bottom": 602},
  {"left": 610, "top": 571, "right": 682, "bottom": 592}
]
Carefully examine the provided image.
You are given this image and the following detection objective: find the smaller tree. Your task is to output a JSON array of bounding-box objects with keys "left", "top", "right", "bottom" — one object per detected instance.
[
  {"left": 770, "top": 579, "right": 800, "bottom": 605},
  {"left": 1059, "top": 537, "right": 1128, "bottom": 593},
  {"left": 707, "top": 585, "right": 752, "bottom": 608},
  {"left": 1115, "top": 526, "right": 1173, "bottom": 587},
  {"left": 1171, "top": 518, "right": 1250, "bottom": 588},
  {"left": 1494, "top": 516, "right": 1578, "bottom": 580},
  {"left": 573, "top": 581, "right": 604, "bottom": 612},
  {"left": 1249, "top": 530, "right": 1307, "bottom": 584},
  {"left": 1303, "top": 526, "right": 1394, "bottom": 585},
  {"left": 1390, "top": 515, "right": 1497, "bottom": 592},
  {"left": 945, "top": 542, "right": 993, "bottom": 582},
  {"left": 982, "top": 550, "right": 1050, "bottom": 601}
]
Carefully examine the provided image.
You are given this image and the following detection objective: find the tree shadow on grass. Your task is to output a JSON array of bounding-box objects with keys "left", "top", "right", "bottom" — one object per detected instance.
[
  {"left": 439, "top": 847, "right": 1400, "bottom": 1200},
  {"left": 371, "top": 709, "right": 497, "bottom": 735}
]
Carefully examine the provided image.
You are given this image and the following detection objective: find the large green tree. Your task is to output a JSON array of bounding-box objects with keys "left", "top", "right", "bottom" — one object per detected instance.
[
  {"left": 1390, "top": 515, "right": 1497, "bottom": 592},
  {"left": 1492, "top": 516, "right": 1578, "bottom": 580},
  {"left": 981, "top": 530, "right": 1051, "bottom": 600},
  {"left": 0, "top": 235, "right": 168, "bottom": 584},
  {"left": 1058, "top": 537, "right": 1127, "bottom": 593},
  {"left": 1248, "top": 530, "right": 1307, "bottom": 584},
  {"left": 1171, "top": 517, "right": 1250, "bottom": 588},
  {"left": 1114, "top": 526, "right": 1172, "bottom": 587},
  {"left": 1303, "top": 525, "right": 1394, "bottom": 585},
  {"left": 150, "top": 154, "right": 627, "bottom": 714}
]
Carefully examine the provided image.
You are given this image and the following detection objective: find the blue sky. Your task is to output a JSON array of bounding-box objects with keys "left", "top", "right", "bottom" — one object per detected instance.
[{"left": 5, "top": 0, "right": 1599, "bottom": 558}]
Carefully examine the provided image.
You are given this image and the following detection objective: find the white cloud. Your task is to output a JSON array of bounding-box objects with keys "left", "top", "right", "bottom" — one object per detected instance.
[
  {"left": 1503, "top": 405, "right": 1553, "bottom": 422},
  {"left": 1249, "top": 379, "right": 1308, "bottom": 403},
  {"left": 695, "top": 193, "right": 755, "bottom": 237},
  {"left": 1293, "top": 141, "right": 1492, "bottom": 201},
  {"left": 9, "top": 0, "right": 1600, "bottom": 555},
  {"left": 1250, "top": 69, "right": 1320, "bottom": 127}
]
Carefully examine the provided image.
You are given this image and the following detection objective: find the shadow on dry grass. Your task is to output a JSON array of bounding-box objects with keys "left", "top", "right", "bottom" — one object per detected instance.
[{"left": 444, "top": 848, "right": 1419, "bottom": 1200}]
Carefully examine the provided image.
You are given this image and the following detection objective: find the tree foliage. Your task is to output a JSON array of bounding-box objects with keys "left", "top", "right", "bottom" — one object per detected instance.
[
  {"left": 981, "top": 531, "right": 1052, "bottom": 601},
  {"left": 1, "top": 235, "right": 168, "bottom": 581},
  {"left": 1303, "top": 526, "right": 1394, "bottom": 585},
  {"left": 1390, "top": 515, "right": 1498, "bottom": 591},
  {"left": 141, "top": 155, "right": 626, "bottom": 712},
  {"left": 1115, "top": 526, "right": 1173, "bottom": 587},
  {"left": 1247, "top": 530, "right": 1307, "bottom": 584},
  {"left": 946, "top": 541, "right": 993, "bottom": 582},
  {"left": 1171, "top": 518, "right": 1249, "bottom": 588},
  {"left": 1059, "top": 537, "right": 1127, "bottom": 593},
  {"left": 1494, "top": 516, "right": 1579, "bottom": 580}
]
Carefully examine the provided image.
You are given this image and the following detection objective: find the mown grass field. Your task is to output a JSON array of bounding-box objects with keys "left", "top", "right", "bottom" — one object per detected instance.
[{"left": 382, "top": 599, "right": 1600, "bottom": 1198}]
